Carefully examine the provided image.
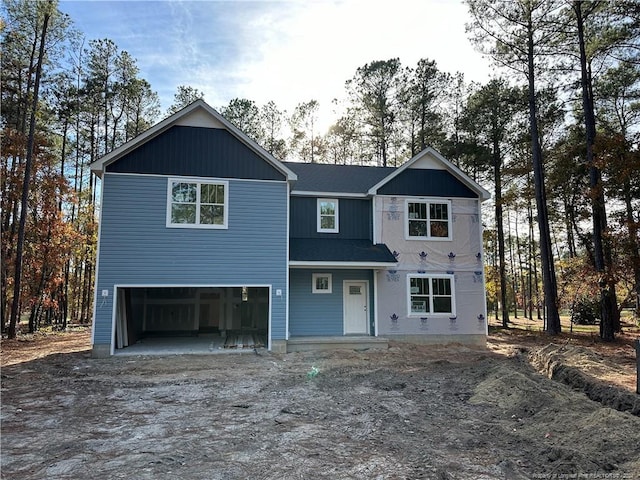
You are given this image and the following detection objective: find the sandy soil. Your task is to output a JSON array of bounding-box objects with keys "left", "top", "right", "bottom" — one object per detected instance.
[{"left": 1, "top": 328, "right": 639, "bottom": 479}]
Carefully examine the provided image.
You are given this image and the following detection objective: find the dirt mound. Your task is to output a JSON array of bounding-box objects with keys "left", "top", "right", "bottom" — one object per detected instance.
[
  {"left": 529, "top": 343, "right": 640, "bottom": 415},
  {"left": 2, "top": 334, "right": 640, "bottom": 478},
  {"left": 471, "top": 362, "right": 640, "bottom": 475}
]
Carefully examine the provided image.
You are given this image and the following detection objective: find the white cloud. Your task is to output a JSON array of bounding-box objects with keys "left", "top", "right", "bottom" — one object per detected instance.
[
  {"left": 60, "top": 0, "right": 491, "bottom": 127},
  {"left": 217, "top": 0, "right": 491, "bottom": 131}
]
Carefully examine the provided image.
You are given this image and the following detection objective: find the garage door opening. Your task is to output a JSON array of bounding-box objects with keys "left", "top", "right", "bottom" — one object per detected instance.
[{"left": 114, "top": 286, "right": 269, "bottom": 353}]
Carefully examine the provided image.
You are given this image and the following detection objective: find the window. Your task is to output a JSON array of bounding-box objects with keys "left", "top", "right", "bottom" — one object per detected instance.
[
  {"left": 167, "top": 179, "right": 228, "bottom": 228},
  {"left": 407, "top": 274, "right": 455, "bottom": 316},
  {"left": 312, "top": 273, "right": 332, "bottom": 294},
  {"left": 317, "top": 198, "right": 338, "bottom": 233},
  {"left": 406, "top": 199, "right": 451, "bottom": 240}
]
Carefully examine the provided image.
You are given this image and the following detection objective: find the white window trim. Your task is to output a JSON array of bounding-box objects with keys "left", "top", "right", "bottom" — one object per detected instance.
[
  {"left": 166, "top": 178, "right": 229, "bottom": 229},
  {"left": 317, "top": 198, "right": 339, "bottom": 233},
  {"left": 406, "top": 273, "right": 456, "bottom": 317},
  {"left": 312, "top": 273, "right": 333, "bottom": 294},
  {"left": 404, "top": 198, "right": 452, "bottom": 241}
]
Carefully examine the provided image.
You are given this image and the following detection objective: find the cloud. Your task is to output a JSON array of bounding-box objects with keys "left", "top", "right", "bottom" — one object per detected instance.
[
  {"left": 60, "top": 0, "right": 491, "bottom": 126},
  {"left": 219, "top": 1, "right": 490, "bottom": 130}
]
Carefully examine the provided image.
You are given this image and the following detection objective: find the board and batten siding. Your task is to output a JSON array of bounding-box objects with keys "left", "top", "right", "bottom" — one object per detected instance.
[
  {"left": 93, "top": 173, "right": 289, "bottom": 346},
  {"left": 288, "top": 269, "right": 374, "bottom": 336},
  {"left": 106, "top": 126, "right": 286, "bottom": 181},
  {"left": 377, "top": 169, "right": 478, "bottom": 198},
  {"left": 289, "top": 197, "right": 372, "bottom": 240}
]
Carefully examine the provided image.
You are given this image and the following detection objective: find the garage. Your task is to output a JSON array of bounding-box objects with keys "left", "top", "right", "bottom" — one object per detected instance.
[{"left": 113, "top": 286, "right": 270, "bottom": 353}]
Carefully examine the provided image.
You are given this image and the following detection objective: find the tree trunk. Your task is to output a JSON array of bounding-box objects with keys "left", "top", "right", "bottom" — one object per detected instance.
[
  {"left": 514, "top": 209, "right": 526, "bottom": 320},
  {"left": 508, "top": 213, "right": 519, "bottom": 319},
  {"left": 494, "top": 140, "right": 509, "bottom": 327},
  {"left": 623, "top": 180, "right": 640, "bottom": 317},
  {"left": 526, "top": 15, "right": 561, "bottom": 335},
  {"left": 8, "top": 6, "right": 52, "bottom": 338},
  {"left": 574, "top": 1, "right": 616, "bottom": 341}
]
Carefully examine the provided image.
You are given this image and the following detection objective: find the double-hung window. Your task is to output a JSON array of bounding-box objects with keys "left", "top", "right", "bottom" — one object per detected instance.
[
  {"left": 317, "top": 198, "right": 338, "bottom": 233},
  {"left": 167, "top": 179, "right": 228, "bottom": 228},
  {"left": 407, "top": 274, "right": 455, "bottom": 316},
  {"left": 406, "top": 199, "right": 451, "bottom": 240}
]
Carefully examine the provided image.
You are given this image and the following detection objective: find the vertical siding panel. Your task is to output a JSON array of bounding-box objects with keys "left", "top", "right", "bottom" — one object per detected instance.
[
  {"left": 290, "top": 197, "right": 372, "bottom": 239},
  {"left": 106, "top": 126, "right": 286, "bottom": 180},
  {"left": 378, "top": 169, "right": 478, "bottom": 198}
]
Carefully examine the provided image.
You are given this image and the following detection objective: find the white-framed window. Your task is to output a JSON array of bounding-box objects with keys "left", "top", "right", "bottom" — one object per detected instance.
[
  {"left": 407, "top": 274, "right": 455, "bottom": 316},
  {"left": 312, "top": 273, "right": 332, "bottom": 294},
  {"left": 317, "top": 198, "right": 339, "bottom": 233},
  {"left": 405, "top": 199, "right": 451, "bottom": 240},
  {"left": 167, "top": 178, "right": 228, "bottom": 228}
]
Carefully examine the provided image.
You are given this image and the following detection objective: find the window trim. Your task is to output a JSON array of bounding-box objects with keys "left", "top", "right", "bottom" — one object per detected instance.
[
  {"left": 317, "top": 198, "right": 339, "bottom": 233},
  {"left": 166, "top": 178, "right": 229, "bottom": 229},
  {"left": 404, "top": 198, "right": 452, "bottom": 241},
  {"left": 406, "top": 274, "right": 455, "bottom": 317},
  {"left": 312, "top": 273, "right": 333, "bottom": 294}
]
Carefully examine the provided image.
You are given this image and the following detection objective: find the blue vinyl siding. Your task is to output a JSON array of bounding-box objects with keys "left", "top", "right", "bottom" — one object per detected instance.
[
  {"left": 289, "top": 269, "right": 374, "bottom": 336},
  {"left": 378, "top": 169, "right": 478, "bottom": 198},
  {"left": 93, "top": 173, "right": 288, "bottom": 345},
  {"left": 289, "top": 197, "right": 372, "bottom": 239},
  {"left": 106, "top": 126, "right": 286, "bottom": 181}
]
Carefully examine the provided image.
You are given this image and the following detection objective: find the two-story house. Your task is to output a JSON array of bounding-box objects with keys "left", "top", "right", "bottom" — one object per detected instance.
[{"left": 90, "top": 100, "right": 489, "bottom": 357}]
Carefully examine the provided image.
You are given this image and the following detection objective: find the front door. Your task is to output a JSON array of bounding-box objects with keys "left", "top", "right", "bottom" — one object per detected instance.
[{"left": 343, "top": 281, "right": 369, "bottom": 335}]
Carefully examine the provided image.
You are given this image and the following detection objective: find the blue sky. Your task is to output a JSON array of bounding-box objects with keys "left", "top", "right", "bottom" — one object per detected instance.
[{"left": 59, "top": 0, "right": 492, "bottom": 129}]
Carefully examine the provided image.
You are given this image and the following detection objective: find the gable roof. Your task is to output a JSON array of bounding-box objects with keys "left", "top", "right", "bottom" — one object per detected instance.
[
  {"left": 368, "top": 146, "right": 491, "bottom": 200},
  {"left": 284, "top": 162, "right": 393, "bottom": 196},
  {"left": 90, "top": 99, "right": 297, "bottom": 181}
]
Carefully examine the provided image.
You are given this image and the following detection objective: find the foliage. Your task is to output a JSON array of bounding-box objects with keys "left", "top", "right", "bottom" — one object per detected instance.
[
  {"left": 570, "top": 297, "right": 600, "bottom": 325},
  {"left": 2, "top": 0, "right": 639, "bottom": 342},
  {"left": 166, "top": 85, "right": 204, "bottom": 116},
  {"left": 1, "top": 0, "right": 159, "bottom": 336}
]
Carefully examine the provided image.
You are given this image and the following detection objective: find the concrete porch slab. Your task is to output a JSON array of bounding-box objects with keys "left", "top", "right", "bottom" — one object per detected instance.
[{"left": 287, "top": 336, "right": 388, "bottom": 353}]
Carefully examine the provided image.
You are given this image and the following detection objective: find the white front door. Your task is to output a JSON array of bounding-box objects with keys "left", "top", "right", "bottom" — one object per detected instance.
[{"left": 343, "top": 281, "right": 369, "bottom": 335}]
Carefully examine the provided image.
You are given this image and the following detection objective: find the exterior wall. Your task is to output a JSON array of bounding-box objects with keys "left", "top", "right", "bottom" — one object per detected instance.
[
  {"left": 93, "top": 173, "right": 288, "bottom": 349},
  {"left": 377, "top": 168, "right": 477, "bottom": 198},
  {"left": 374, "top": 195, "right": 487, "bottom": 338},
  {"left": 289, "top": 196, "right": 372, "bottom": 240},
  {"left": 289, "top": 269, "right": 374, "bottom": 336},
  {"left": 106, "top": 126, "right": 286, "bottom": 181}
]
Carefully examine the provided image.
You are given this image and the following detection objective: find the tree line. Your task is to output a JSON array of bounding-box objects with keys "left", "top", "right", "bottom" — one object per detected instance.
[{"left": 1, "top": 0, "right": 638, "bottom": 340}]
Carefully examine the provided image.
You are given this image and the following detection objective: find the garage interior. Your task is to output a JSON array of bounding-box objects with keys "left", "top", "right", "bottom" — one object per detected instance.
[{"left": 114, "top": 286, "right": 269, "bottom": 353}]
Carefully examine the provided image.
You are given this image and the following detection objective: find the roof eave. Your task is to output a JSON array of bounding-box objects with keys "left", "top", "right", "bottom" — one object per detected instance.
[
  {"left": 290, "top": 190, "right": 369, "bottom": 198},
  {"left": 289, "top": 261, "right": 398, "bottom": 269}
]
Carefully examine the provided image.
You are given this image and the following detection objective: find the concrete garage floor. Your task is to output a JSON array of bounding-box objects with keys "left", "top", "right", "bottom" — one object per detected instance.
[{"left": 115, "top": 334, "right": 263, "bottom": 356}]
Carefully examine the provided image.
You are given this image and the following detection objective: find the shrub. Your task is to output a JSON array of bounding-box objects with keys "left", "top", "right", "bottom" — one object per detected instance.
[{"left": 570, "top": 297, "right": 600, "bottom": 325}]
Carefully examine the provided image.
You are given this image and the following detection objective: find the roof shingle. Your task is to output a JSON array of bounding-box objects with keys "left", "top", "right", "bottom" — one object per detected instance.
[{"left": 283, "top": 162, "right": 393, "bottom": 194}]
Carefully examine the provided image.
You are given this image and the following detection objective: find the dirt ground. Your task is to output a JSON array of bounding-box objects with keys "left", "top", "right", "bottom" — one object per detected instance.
[{"left": 2, "top": 327, "right": 639, "bottom": 479}]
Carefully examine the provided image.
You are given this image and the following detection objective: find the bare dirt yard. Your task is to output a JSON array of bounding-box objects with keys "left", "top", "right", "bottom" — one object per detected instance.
[{"left": 2, "top": 326, "right": 639, "bottom": 480}]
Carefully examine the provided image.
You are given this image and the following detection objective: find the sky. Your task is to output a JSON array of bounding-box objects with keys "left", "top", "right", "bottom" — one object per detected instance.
[{"left": 59, "top": 0, "right": 493, "bottom": 131}]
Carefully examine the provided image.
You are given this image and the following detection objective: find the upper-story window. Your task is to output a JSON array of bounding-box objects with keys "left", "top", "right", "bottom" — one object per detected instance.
[
  {"left": 167, "top": 179, "right": 228, "bottom": 229},
  {"left": 317, "top": 198, "right": 339, "bottom": 233},
  {"left": 406, "top": 199, "right": 451, "bottom": 240}
]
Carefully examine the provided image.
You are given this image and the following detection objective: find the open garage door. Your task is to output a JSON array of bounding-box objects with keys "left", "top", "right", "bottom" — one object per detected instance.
[{"left": 114, "top": 286, "right": 269, "bottom": 353}]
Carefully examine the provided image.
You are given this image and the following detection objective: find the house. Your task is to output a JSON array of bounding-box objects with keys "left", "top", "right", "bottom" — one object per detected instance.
[{"left": 90, "top": 100, "right": 490, "bottom": 357}]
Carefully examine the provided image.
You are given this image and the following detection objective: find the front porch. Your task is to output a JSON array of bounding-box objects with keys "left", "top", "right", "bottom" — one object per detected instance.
[{"left": 286, "top": 335, "right": 388, "bottom": 352}]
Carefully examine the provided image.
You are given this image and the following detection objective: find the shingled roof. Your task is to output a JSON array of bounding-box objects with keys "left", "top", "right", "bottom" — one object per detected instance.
[
  {"left": 289, "top": 239, "right": 397, "bottom": 265},
  {"left": 283, "top": 162, "right": 393, "bottom": 195}
]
